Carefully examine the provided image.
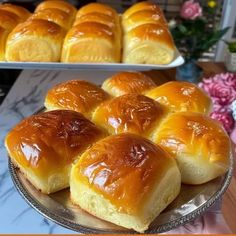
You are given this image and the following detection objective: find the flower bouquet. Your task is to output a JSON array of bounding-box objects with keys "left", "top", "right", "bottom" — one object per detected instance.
[{"left": 170, "top": 0, "right": 229, "bottom": 82}]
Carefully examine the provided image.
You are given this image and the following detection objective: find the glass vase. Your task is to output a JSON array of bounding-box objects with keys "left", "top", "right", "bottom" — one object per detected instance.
[{"left": 176, "top": 59, "right": 203, "bottom": 83}]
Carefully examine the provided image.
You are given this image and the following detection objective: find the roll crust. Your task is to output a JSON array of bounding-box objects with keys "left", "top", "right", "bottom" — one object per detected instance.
[
  {"left": 45, "top": 80, "right": 110, "bottom": 118},
  {"left": 30, "top": 8, "right": 73, "bottom": 30},
  {"left": 5, "top": 110, "right": 105, "bottom": 194},
  {"left": 145, "top": 81, "right": 212, "bottom": 114},
  {"left": 6, "top": 19, "right": 65, "bottom": 62},
  {"left": 92, "top": 94, "right": 166, "bottom": 136},
  {"left": 153, "top": 112, "right": 230, "bottom": 184},
  {"left": 102, "top": 71, "right": 156, "bottom": 96},
  {"left": 0, "top": 3, "right": 31, "bottom": 20},
  {"left": 70, "top": 133, "right": 181, "bottom": 232},
  {"left": 61, "top": 22, "right": 119, "bottom": 63},
  {"left": 35, "top": 0, "right": 77, "bottom": 19},
  {"left": 0, "top": 9, "right": 21, "bottom": 30},
  {"left": 123, "top": 23, "right": 175, "bottom": 64}
]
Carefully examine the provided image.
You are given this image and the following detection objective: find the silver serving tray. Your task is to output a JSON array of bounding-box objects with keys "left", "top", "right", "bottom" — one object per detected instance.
[
  {"left": 9, "top": 152, "right": 233, "bottom": 234},
  {"left": 0, "top": 52, "right": 184, "bottom": 71}
]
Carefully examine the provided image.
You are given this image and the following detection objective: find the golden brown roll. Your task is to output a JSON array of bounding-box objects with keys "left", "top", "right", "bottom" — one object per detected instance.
[
  {"left": 153, "top": 112, "right": 230, "bottom": 184},
  {"left": 123, "top": 23, "right": 175, "bottom": 64},
  {"left": 45, "top": 80, "right": 110, "bottom": 118},
  {"left": 0, "top": 26, "right": 10, "bottom": 61},
  {"left": 0, "top": 3, "right": 31, "bottom": 20},
  {"left": 35, "top": 0, "right": 77, "bottom": 20},
  {"left": 145, "top": 81, "right": 212, "bottom": 114},
  {"left": 123, "top": 1, "right": 164, "bottom": 19},
  {"left": 5, "top": 110, "right": 105, "bottom": 194},
  {"left": 92, "top": 94, "right": 166, "bottom": 137},
  {"left": 30, "top": 8, "right": 73, "bottom": 30},
  {"left": 5, "top": 19, "right": 65, "bottom": 62},
  {"left": 122, "top": 9, "right": 167, "bottom": 32},
  {"left": 61, "top": 22, "right": 120, "bottom": 63},
  {"left": 0, "top": 9, "right": 21, "bottom": 30},
  {"left": 73, "top": 12, "right": 116, "bottom": 29},
  {"left": 76, "top": 3, "right": 118, "bottom": 20},
  {"left": 70, "top": 133, "right": 181, "bottom": 233},
  {"left": 102, "top": 71, "right": 156, "bottom": 96}
]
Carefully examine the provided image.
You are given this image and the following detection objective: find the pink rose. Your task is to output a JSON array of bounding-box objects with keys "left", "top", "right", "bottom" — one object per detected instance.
[
  {"left": 180, "top": 0, "right": 202, "bottom": 20},
  {"left": 199, "top": 73, "right": 236, "bottom": 106},
  {"left": 210, "top": 111, "right": 234, "bottom": 133}
]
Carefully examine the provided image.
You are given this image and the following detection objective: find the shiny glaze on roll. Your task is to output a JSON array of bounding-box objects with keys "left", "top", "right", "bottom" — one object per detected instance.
[
  {"left": 155, "top": 112, "right": 230, "bottom": 166},
  {"left": 145, "top": 81, "right": 212, "bottom": 114},
  {"left": 102, "top": 71, "right": 156, "bottom": 96},
  {"left": 74, "top": 133, "right": 175, "bottom": 214},
  {"left": 92, "top": 93, "right": 166, "bottom": 136},
  {"left": 45, "top": 80, "right": 110, "bottom": 118},
  {"left": 5, "top": 110, "right": 104, "bottom": 177}
]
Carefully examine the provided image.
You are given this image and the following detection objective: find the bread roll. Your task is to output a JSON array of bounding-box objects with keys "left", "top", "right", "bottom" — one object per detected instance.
[
  {"left": 122, "top": 9, "right": 167, "bottom": 32},
  {"left": 70, "top": 133, "right": 181, "bottom": 233},
  {"left": 30, "top": 8, "right": 73, "bottom": 30},
  {"left": 61, "top": 22, "right": 119, "bottom": 63},
  {"left": 0, "top": 26, "right": 10, "bottom": 61},
  {"left": 0, "top": 3, "right": 31, "bottom": 20},
  {"left": 123, "top": 23, "right": 175, "bottom": 64},
  {"left": 123, "top": 1, "right": 164, "bottom": 19},
  {"left": 145, "top": 81, "right": 212, "bottom": 114},
  {"left": 35, "top": 0, "right": 77, "bottom": 20},
  {"left": 0, "top": 9, "right": 21, "bottom": 30},
  {"left": 92, "top": 94, "right": 166, "bottom": 136},
  {"left": 76, "top": 3, "right": 118, "bottom": 20},
  {"left": 73, "top": 12, "right": 116, "bottom": 29},
  {"left": 153, "top": 112, "right": 230, "bottom": 184},
  {"left": 102, "top": 71, "right": 156, "bottom": 96},
  {"left": 0, "top": 9, "right": 22, "bottom": 61},
  {"left": 6, "top": 19, "right": 65, "bottom": 62},
  {"left": 5, "top": 110, "right": 105, "bottom": 194},
  {"left": 45, "top": 80, "right": 110, "bottom": 118}
]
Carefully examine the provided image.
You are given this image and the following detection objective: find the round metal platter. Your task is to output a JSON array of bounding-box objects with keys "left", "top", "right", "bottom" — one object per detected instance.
[{"left": 9, "top": 152, "right": 233, "bottom": 234}]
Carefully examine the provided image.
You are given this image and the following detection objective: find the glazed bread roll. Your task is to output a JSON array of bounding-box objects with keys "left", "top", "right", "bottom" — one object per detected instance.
[
  {"left": 5, "top": 19, "right": 65, "bottom": 62},
  {"left": 5, "top": 110, "right": 104, "bottom": 194},
  {"left": 92, "top": 94, "right": 166, "bottom": 137},
  {"left": 30, "top": 8, "right": 73, "bottom": 30},
  {"left": 0, "top": 9, "right": 22, "bottom": 61},
  {"left": 123, "top": 1, "right": 165, "bottom": 20},
  {"left": 153, "top": 112, "right": 230, "bottom": 184},
  {"left": 0, "top": 26, "right": 9, "bottom": 60},
  {"left": 45, "top": 80, "right": 110, "bottom": 118},
  {"left": 73, "top": 12, "right": 116, "bottom": 29},
  {"left": 0, "top": 3, "right": 31, "bottom": 20},
  {"left": 61, "top": 22, "right": 119, "bottom": 63},
  {"left": 122, "top": 9, "right": 167, "bottom": 32},
  {"left": 35, "top": 0, "right": 77, "bottom": 20},
  {"left": 0, "top": 9, "right": 21, "bottom": 30},
  {"left": 102, "top": 71, "right": 156, "bottom": 96},
  {"left": 123, "top": 23, "right": 175, "bottom": 64},
  {"left": 122, "top": 2, "right": 175, "bottom": 65},
  {"left": 145, "top": 81, "right": 212, "bottom": 114},
  {"left": 76, "top": 3, "right": 118, "bottom": 20},
  {"left": 70, "top": 133, "right": 181, "bottom": 233}
]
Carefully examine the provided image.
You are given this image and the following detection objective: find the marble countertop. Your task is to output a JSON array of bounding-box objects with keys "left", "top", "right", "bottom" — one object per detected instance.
[{"left": 0, "top": 70, "right": 230, "bottom": 234}]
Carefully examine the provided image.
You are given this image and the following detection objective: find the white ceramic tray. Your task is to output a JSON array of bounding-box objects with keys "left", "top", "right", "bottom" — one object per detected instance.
[{"left": 0, "top": 52, "right": 184, "bottom": 71}]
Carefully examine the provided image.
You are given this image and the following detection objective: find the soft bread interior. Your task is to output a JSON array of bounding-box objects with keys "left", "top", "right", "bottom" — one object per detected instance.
[
  {"left": 123, "top": 40, "right": 174, "bottom": 65},
  {"left": 70, "top": 162, "right": 180, "bottom": 233}
]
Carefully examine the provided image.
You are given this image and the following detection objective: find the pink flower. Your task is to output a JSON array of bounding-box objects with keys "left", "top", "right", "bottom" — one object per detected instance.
[
  {"left": 180, "top": 0, "right": 202, "bottom": 20},
  {"left": 210, "top": 111, "right": 234, "bottom": 133},
  {"left": 199, "top": 73, "right": 236, "bottom": 106}
]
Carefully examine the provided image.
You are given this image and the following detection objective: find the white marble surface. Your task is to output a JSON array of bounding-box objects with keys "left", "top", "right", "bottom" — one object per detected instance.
[{"left": 0, "top": 70, "right": 230, "bottom": 234}]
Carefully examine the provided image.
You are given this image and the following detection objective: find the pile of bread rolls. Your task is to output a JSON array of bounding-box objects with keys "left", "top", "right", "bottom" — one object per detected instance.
[
  {"left": 0, "top": 1, "right": 176, "bottom": 64},
  {"left": 5, "top": 72, "right": 230, "bottom": 233}
]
